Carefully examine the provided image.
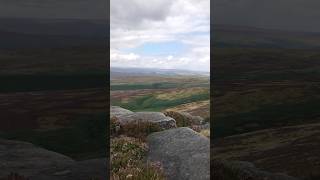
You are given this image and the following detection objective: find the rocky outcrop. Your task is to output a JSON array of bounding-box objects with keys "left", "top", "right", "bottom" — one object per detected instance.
[
  {"left": 117, "top": 112, "right": 177, "bottom": 129},
  {"left": 147, "top": 127, "right": 210, "bottom": 180},
  {"left": 0, "top": 138, "right": 107, "bottom": 180},
  {"left": 164, "top": 111, "right": 204, "bottom": 127},
  {"left": 212, "top": 160, "right": 299, "bottom": 180},
  {"left": 111, "top": 106, "right": 177, "bottom": 130},
  {"left": 110, "top": 106, "right": 133, "bottom": 117}
]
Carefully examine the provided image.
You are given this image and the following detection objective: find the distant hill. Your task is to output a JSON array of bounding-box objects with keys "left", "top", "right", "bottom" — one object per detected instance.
[
  {"left": 213, "top": 24, "right": 320, "bottom": 49},
  {"left": 110, "top": 67, "right": 209, "bottom": 78},
  {"left": 0, "top": 18, "right": 107, "bottom": 48}
]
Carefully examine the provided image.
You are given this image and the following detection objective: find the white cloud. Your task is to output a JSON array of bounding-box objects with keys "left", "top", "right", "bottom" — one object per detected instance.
[
  {"left": 111, "top": 0, "right": 174, "bottom": 28},
  {"left": 110, "top": 49, "right": 140, "bottom": 65},
  {"left": 110, "top": 0, "right": 210, "bottom": 72}
]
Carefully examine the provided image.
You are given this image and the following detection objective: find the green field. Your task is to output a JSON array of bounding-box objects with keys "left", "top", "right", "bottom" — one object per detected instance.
[
  {"left": 111, "top": 81, "right": 209, "bottom": 91},
  {"left": 110, "top": 75, "right": 210, "bottom": 113},
  {"left": 113, "top": 90, "right": 209, "bottom": 112},
  {"left": 111, "top": 82, "right": 179, "bottom": 91}
]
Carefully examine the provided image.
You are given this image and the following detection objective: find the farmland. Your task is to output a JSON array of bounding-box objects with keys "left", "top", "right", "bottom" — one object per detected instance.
[{"left": 110, "top": 72, "right": 210, "bottom": 115}]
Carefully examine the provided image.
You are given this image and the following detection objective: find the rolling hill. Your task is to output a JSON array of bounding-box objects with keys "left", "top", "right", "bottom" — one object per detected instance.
[{"left": 111, "top": 67, "right": 209, "bottom": 78}]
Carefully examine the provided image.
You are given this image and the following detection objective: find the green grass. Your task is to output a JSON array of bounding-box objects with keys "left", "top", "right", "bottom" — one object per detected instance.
[
  {"left": 0, "top": 113, "right": 107, "bottom": 160},
  {"left": 113, "top": 91, "right": 210, "bottom": 112}
]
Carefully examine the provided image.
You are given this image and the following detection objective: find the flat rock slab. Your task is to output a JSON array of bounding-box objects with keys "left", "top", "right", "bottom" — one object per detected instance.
[{"left": 147, "top": 127, "right": 210, "bottom": 180}]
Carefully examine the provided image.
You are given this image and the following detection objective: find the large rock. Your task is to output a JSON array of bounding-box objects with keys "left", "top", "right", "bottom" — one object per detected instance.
[
  {"left": 119, "top": 112, "right": 177, "bottom": 129},
  {"left": 0, "top": 138, "right": 107, "bottom": 180},
  {"left": 164, "top": 111, "right": 204, "bottom": 127},
  {"left": 147, "top": 127, "right": 209, "bottom": 180},
  {"left": 110, "top": 106, "right": 133, "bottom": 117}
]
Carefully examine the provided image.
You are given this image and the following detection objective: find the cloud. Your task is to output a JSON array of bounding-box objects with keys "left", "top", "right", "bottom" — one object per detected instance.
[
  {"left": 111, "top": 0, "right": 174, "bottom": 28},
  {"left": 111, "top": 49, "right": 140, "bottom": 64},
  {"left": 110, "top": 0, "right": 210, "bottom": 72}
]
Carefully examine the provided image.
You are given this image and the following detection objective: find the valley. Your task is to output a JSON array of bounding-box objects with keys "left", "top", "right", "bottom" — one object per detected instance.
[
  {"left": 110, "top": 68, "right": 211, "bottom": 179},
  {"left": 110, "top": 69, "right": 210, "bottom": 116}
]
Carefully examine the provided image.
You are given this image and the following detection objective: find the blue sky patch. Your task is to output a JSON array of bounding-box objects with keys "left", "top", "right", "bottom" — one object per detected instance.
[{"left": 123, "top": 41, "right": 187, "bottom": 56}]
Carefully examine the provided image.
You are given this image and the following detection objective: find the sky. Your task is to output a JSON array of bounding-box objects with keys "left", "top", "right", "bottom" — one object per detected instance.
[
  {"left": 110, "top": 0, "right": 210, "bottom": 72},
  {"left": 213, "top": 0, "right": 320, "bottom": 33}
]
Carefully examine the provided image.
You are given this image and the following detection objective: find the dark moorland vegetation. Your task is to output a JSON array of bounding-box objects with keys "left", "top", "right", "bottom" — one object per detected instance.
[
  {"left": 213, "top": 47, "right": 320, "bottom": 138},
  {"left": 0, "top": 47, "right": 107, "bottom": 160},
  {"left": 0, "top": 113, "right": 107, "bottom": 160}
]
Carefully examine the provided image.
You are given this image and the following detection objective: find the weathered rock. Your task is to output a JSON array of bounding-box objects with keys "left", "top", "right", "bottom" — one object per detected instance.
[
  {"left": 164, "top": 111, "right": 204, "bottom": 127},
  {"left": 0, "top": 138, "right": 107, "bottom": 180},
  {"left": 212, "top": 160, "right": 299, "bottom": 180},
  {"left": 116, "top": 111, "right": 177, "bottom": 130},
  {"left": 110, "top": 106, "right": 133, "bottom": 117},
  {"left": 147, "top": 127, "right": 209, "bottom": 180}
]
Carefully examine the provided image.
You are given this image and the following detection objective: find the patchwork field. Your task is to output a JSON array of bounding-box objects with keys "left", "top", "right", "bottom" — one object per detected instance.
[
  {"left": 110, "top": 75, "right": 210, "bottom": 114},
  {"left": 165, "top": 100, "right": 210, "bottom": 119}
]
